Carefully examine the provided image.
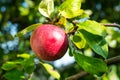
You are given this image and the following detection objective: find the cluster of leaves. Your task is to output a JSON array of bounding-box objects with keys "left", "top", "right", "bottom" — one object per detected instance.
[
  {"left": 3, "top": 0, "right": 120, "bottom": 80},
  {"left": 38, "top": 0, "right": 109, "bottom": 77},
  {"left": 1, "top": 53, "right": 34, "bottom": 80},
  {"left": 13, "top": 0, "right": 110, "bottom": 79},
  {"left": 1, "top": 53, "right": 60, "bottom": 80}
]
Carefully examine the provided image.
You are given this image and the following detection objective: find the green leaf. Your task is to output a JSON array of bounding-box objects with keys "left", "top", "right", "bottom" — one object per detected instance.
[
  {"left": 16, "top": 23, "right": 42, "bottom": 37},
  {"left": 2, "top": 61, "right": 21, "bottom": 71},
  {"left": 70, "top": 32, "right": 86, "bottom": 49},
  {"left": 56, "top": 17, "right": 74, "bottom": 33},
  {"left": 4, "top": 70, "right": 25, "bottom": 80},
  {"left": 73, "top": 51, "right": 108, "bottom": 76},
  {"left": 40, "top": 62, "right": 60, "bottom": 79},
  {"left": 38, "top": 0, "right": 54, "bottom": 18},
  {"left": 59, "top": 0, "right": 83, "bottom": 18},
  {"left": 56, "top": 17, "right": 67, "bottom": 27},
  {"left": 17, "top": 53, "right": 30, "bottom": 59},
  {"left": 65, "top": 21, "right": 74, "bottom": 33},
  {"left": 22, "top": 57, "right": 34, "bottom": 74},
  {"left": 68, "top": 37, "right": 74, "bottom": 56},
  {"left": 0, "top": 69, "right": 2, "bottom": 75},
  {"left": 77, "top": 20, "right": 106, "bottom": 36},
  {"left": 79, "top": 29, "right": 108, "bottom": 58},
  {"left": 19, "top": 7, "right": 29, "bottom": 16}
]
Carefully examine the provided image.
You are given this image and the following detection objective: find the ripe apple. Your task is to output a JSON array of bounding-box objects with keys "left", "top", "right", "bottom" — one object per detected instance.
[{"left": 30, "top": 24, "right": 68, "bottom": 61}]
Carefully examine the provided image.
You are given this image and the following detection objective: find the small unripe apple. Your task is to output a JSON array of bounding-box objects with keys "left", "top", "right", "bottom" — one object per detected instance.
[{"left": 30, "top": 24, "right": 68, "bottom": 61}]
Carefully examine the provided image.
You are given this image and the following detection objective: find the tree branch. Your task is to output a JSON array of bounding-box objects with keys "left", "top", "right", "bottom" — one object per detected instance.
[
  {"left": 105, "top": 55, "right": 120, "bottom": 65},
  {"left": 65, "top": 55, "right": 120, "bottom": 80},
  {"left": 65, "top": 71, "right": 88, "bottom": 80},
  {"left": 102, "top": 23, "right": 120, "bottom": 29}
]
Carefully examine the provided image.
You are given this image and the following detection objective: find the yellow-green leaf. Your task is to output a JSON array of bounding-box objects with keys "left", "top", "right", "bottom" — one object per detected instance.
[
  {"left": 71, "top": 32, "right": 86, "bottom": 49},
  {"left": 17, "top": 53, "right": 30, "bottom": 59},
  {"left": 56, "top": 17, "right": 67, "bottom": 26},
  {"left": 2, "top": 62, "right": 20, "bottom": 71},
  {"left": 15, "top": 23, "right": 41, "bottom": 37},
  {"left": 39, "top": 0, "right": 54, "bottom": 18},
  {"left": 65, "top": 21, "right": 74, "bottom": 33},
  {"left": 59, "top": 0, "right": 83, "bottom": 18},
  {"left": 40, "top": 62, "right": 60, "bottom": 79},
  {"left": 77, "top": 20, "right": 106, "bottom": 36}
]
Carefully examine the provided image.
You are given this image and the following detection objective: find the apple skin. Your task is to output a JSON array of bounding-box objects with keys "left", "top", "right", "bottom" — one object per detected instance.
[{"left": 30, "top": 24, "right": 68, "bottom": 61}]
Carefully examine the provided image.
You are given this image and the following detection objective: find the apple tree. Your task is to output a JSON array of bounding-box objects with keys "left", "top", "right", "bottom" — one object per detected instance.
[{"left": 0, "top": 0, "right": 120, "bottom": 80}]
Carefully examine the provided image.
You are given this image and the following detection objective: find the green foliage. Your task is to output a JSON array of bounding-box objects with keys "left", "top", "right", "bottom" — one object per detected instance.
[
  {"left": 77, "top": 20, "right": 106, "bottom": 36},
  {"left": 4, "top": 70, "right": 25, "bottom": 80},
  {"left": 73, "top": 51, "right": 108, "bottom": 76},
  {"left": 0, "top": 0, "right": 120, "bottom": 80},
  {"left": 56, "top": 17, "right": 75, "bottom": 33},
  {"left": 79, "top": 29, "right": 108, "bottom": 58},
  {"left": 70, "top": 32, "right": 86, "bottom": 49},
  {"left": 19, "top": 6, "right": 30, "bottom": 16},
  {"left": 2, "top": 61, "right": 20, "bottom": 71},
  {"left": 1, "top": 53, "right": 34, "bottom": 79},
  {"left": 70, "top": 20, "right": 108, "bottom": 58},
  {"left": 40, "top": 62, "right": 60, "bottom": 79},
  {"left": 68, "top": 37, "right": 74, "bottom": 56},
  {"left": 39, "top": 0, "right": 54, "bottom": 18},
  {"left": 59, "top": 0, "right": 83, "bottom": 18},
  {"left": 17, "top": 53, "right": 30, "bottom": 59},
  {"left": 16, "top": 23, "right": 42, "bottom": 37},
  {"left": 65, "top": 21, "right": 74, "bottom": 33},
  {"left": 22, "top": 57, "right": 34, "bottom": 74},
  {"left": 17, "top": 53, "right": 35, "bottom": 74}
]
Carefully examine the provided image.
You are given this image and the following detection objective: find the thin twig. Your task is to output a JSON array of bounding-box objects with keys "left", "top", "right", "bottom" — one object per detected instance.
[
  {"left": 102, "top": 23, "right": 120, "bottom": 29},
  {"left": 65, "top": 55, "right": 120, "bottom": 80},
  {"left": 105, "top": 55, "right": 120, "bottom": 65},
  {"left": 65, "top": 71, "right": 88, "bottom": 80}
]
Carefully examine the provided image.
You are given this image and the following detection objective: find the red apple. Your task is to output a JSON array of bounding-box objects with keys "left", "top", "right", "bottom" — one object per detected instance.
[{"left": 30, "top": 24, "right": 68, "bottom": 61}]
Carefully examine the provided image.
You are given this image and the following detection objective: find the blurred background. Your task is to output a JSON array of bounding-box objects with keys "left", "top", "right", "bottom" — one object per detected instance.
[{"left": 0, "top": 0, "right": 120, "bottom": 80}]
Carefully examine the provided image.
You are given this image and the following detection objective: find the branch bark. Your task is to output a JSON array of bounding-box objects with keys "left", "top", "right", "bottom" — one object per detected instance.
[
  {"left": 102, "top": 23, "right": 120, "bottom": 29},
  {"left": 65, "top": 71, "right": 88, "bottom": 80},
  {"left": 105, "top": 55, "right": 120, "bottom": 65},
  {"left": 65, "top": 55, "right": 120, "bottom": 80}
]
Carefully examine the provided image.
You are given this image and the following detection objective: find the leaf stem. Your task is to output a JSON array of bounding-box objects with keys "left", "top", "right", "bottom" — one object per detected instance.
[{"left": 65, "top": 55, "right": 120, "bottom": 80}]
